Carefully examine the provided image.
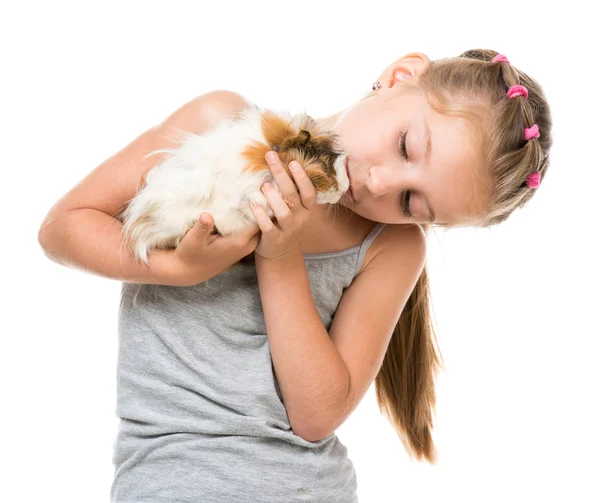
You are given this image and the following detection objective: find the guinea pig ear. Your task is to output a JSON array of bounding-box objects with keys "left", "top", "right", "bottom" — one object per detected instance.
[{"left": 297, "top": 129, "right": 311, "bottom": 145}]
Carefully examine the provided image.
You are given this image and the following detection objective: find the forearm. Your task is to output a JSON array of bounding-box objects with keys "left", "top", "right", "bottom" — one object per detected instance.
[
  {"left": 38, "top": 209, "right": 168, "bottom": 284},
  {"left": 254, "top": 252, "right": 350, "bottom": 441}
]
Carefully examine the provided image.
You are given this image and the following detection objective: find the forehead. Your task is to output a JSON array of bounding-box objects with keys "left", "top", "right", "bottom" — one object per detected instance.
[{"left": 426, "top": 108, "right": 490, "bottom": 226}]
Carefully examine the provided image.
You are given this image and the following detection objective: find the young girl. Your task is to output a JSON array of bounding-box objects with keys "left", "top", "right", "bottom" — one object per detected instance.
[{"left": 38, "top": 48, "right": 552, "bottom": 502}]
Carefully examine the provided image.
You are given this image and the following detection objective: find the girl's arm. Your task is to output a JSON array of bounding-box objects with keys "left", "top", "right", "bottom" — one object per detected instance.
[
  {"left": 39, "top": 207, "right": 171, "bottom": 284},
  {"left": 38, "top": 90, "right": 255, "bottom": 285},
  {"left": 254, "top": 251, "right": 350, "bottom": 442},
  {"left": 255, "top": 224, "right": 427, "bottom": 442}
]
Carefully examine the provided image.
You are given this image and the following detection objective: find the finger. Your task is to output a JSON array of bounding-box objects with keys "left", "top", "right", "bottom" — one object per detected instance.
[
  {"left": 196, "top": 213, "right": 220, "bottom": 244},
  {"left": 178, "top": 213, "right": 217, "bottom": 252},
  {"left": 261, "top": 182, "right": 293, "bottom": 224},
  {"left": 289, "top": 160, "right": 317, "bottom": 210},
  {"left": 198, "top": 212, "right": 213, "bottom": 229},
  {"left": 265, "top": 151, "right": 301, "bottom": 207},
  {"left": 249, "top": 201, "right": 278, "bottom": 234}
]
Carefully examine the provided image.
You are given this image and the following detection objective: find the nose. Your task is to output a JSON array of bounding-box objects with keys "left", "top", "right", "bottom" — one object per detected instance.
[{"left": 366, "top": 164, "right": 403, "bottom": 198}]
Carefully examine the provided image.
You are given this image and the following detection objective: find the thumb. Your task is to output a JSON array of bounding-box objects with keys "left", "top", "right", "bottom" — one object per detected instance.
[
  {"left": 189, "top": 212, "right": 215, "bottom": 242},
  {"left": 176, "top": 213, "right": 216, "bottom": 253},
  {"left": 197, "top": 212, "right": 214, "bottom": 231}
]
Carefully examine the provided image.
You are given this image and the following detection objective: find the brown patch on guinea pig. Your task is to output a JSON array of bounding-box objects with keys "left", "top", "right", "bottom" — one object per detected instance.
[{"left": 240, "top": 110, "right": 343, "bottom": 193}]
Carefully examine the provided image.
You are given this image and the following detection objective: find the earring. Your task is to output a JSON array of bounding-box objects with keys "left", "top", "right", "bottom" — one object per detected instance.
[{"left": 372, "top": 81, "right": 381, "bottom": 91}]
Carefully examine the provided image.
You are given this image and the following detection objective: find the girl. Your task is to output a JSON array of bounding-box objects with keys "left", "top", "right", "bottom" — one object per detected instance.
[{"left": 38, "top": 48, "right": 553, "bottom": 503}]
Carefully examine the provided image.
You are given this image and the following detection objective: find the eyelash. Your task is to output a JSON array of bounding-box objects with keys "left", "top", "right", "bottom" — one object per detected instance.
[
  {"left": 398, "top": 131, "right": 409, "bottom": 161},
  {"left": 398, "top": 131, "right": 412, "bottom": 218},
  {"left": 402, "top": 191, "right": 412, "bottom": 219}
]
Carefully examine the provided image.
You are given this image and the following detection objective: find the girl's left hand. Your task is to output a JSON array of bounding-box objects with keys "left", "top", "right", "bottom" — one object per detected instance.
[{"left": 249, "top": 151, "right": 316, "bottom": 261}]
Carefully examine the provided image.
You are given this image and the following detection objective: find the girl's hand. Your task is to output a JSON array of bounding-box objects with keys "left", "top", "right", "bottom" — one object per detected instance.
[
  {"left": 154, "top": 212, "right": 260, "bottom": 286},
  {"left": 249, "top": 151, "right": 317, "bottom": 261}
]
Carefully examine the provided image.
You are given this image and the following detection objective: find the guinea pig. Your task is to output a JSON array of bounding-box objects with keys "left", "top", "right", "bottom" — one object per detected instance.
[{"left": 119, "top": 105, "right": 350, "bottom": 264}]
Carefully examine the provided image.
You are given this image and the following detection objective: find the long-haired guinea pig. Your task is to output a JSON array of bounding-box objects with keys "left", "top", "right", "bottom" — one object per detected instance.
[{"left": 118, "top": 105, "right": 350, "bottom": 264}]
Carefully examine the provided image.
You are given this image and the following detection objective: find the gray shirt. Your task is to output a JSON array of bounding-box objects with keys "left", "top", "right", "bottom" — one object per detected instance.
[{"left": 111, "top": 222, "right": 387, "bottom": 503}]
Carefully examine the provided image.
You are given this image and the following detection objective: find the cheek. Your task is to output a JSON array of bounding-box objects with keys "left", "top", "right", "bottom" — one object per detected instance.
[
  {"left": 338, "top": 128, "right": 381, "bottom": 159},
  {"left": 334, "top": 108, "right": 371, "bottom": 143}
]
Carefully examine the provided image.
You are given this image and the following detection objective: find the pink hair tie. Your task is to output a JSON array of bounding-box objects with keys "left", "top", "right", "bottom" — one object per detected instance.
[
  {"left": 507, "top": 85, "right": 529, "bottom": 99},
  {"left": 526, "top": 172, "right": 541, "bottom": 189},
  {"left": 524, "top": 123, "right": 540, "bottom": 141},
  {"left": 492, "top": 54, "right": 510, "bottom": 63}
]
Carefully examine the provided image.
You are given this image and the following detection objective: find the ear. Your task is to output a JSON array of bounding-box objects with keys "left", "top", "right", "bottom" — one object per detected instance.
[{"left": 378, "top": 52, "right": 431, "bottom": 90}]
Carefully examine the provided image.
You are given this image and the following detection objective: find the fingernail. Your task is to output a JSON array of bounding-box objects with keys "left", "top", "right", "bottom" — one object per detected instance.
[
  {"left": 290, "top": 161, "right": 299, "bottom": 171},
  {"left": 266, "top": 152, "right": 278, "bottom": 162}
]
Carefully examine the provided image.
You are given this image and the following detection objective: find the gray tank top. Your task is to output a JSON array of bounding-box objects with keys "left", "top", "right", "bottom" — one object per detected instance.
[{"left": 111, "top": 221, "right": 387, "bottom": 503}]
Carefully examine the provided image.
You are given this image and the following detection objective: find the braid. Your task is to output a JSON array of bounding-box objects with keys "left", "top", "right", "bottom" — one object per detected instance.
[
  {"left": 410, "top": 49, "right": 553, "bottom": 227},
  {"left": 459, "top": 49, "right": 545, "bottom": 191},
  {"left": 444, "top": 49, "right": 551, "bottom": 228},
  {"left": 494, "top": 58, "right": 543, "bottom": 190}
]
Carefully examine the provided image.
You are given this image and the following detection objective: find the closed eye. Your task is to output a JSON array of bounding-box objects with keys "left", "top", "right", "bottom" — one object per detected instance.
[
  {"left": 402, "top": 190, "right": 412, "bottom": 219},
  {"left": 398, "top": 131, "right": 408, "bottom": 161},
  {"left": 399, "top": 130, "right": 412, "bottom": 218}
]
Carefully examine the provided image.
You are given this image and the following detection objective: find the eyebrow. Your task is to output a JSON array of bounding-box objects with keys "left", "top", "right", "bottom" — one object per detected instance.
[{"left": 423, "top": 119, "right": 436, "bottom": 223}]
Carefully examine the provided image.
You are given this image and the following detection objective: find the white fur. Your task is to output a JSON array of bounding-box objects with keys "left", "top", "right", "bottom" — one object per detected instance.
[{"left": 121, "top": 107, "right": 349, "bottom": 263}]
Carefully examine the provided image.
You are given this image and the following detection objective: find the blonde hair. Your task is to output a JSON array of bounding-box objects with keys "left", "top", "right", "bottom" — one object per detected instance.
[{"left": 373, "top": 49, "right": 553, "bottom": 463}]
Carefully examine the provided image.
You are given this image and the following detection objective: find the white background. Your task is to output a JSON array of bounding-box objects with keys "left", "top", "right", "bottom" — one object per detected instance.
[{"left": 3, "top": 1, "right": 598, "bottom": 502}]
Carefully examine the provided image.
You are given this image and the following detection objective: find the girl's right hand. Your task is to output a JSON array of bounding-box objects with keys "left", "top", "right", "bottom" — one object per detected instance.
[{"left": 154, "top": 212, "right": 261, "bottom": 287}]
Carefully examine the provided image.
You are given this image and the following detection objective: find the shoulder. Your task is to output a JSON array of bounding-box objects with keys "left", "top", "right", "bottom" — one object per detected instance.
[
  {"left": 360, "top": 223, "right": 427, "bottom": 276},
  {"left": 377, "top": 223, "right": 427, "bottom": 259},
  {"left": 159, "top": 90, "right": 255, "bottom": 136},
  {"left": 197, "top": 89, "right": 254, "bottom": 118}
]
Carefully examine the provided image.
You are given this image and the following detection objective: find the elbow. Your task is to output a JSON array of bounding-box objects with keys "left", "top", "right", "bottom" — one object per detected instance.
[
  {"left": 289, "top": 365, "right": 350, "bottom": 443},
  {"left": 292, "top": 424, "right": 328, "bottom": 443},
  {"left": 38, "top": 211, "right": 59, "bottom": 251},
  {"left": 290, "top": 413, "right": 330, "bottom": 443},
  {"left": 298, "top": 416, "right": 338, "bottom": 442},
  {"left": 38, "top": 216, "right": 65, "bottom": 263},
  {"left": 38, "top": 226, "right": 51, "bottom": 251},
  {"left": 291, "top": 399, "right": 346, "bottom": 442},
  {"left": 38, "top": 224, "right": 54, "bottom": 256},
  {"left": 38, "top": 210, "right": 73, "bottom": 260}
]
